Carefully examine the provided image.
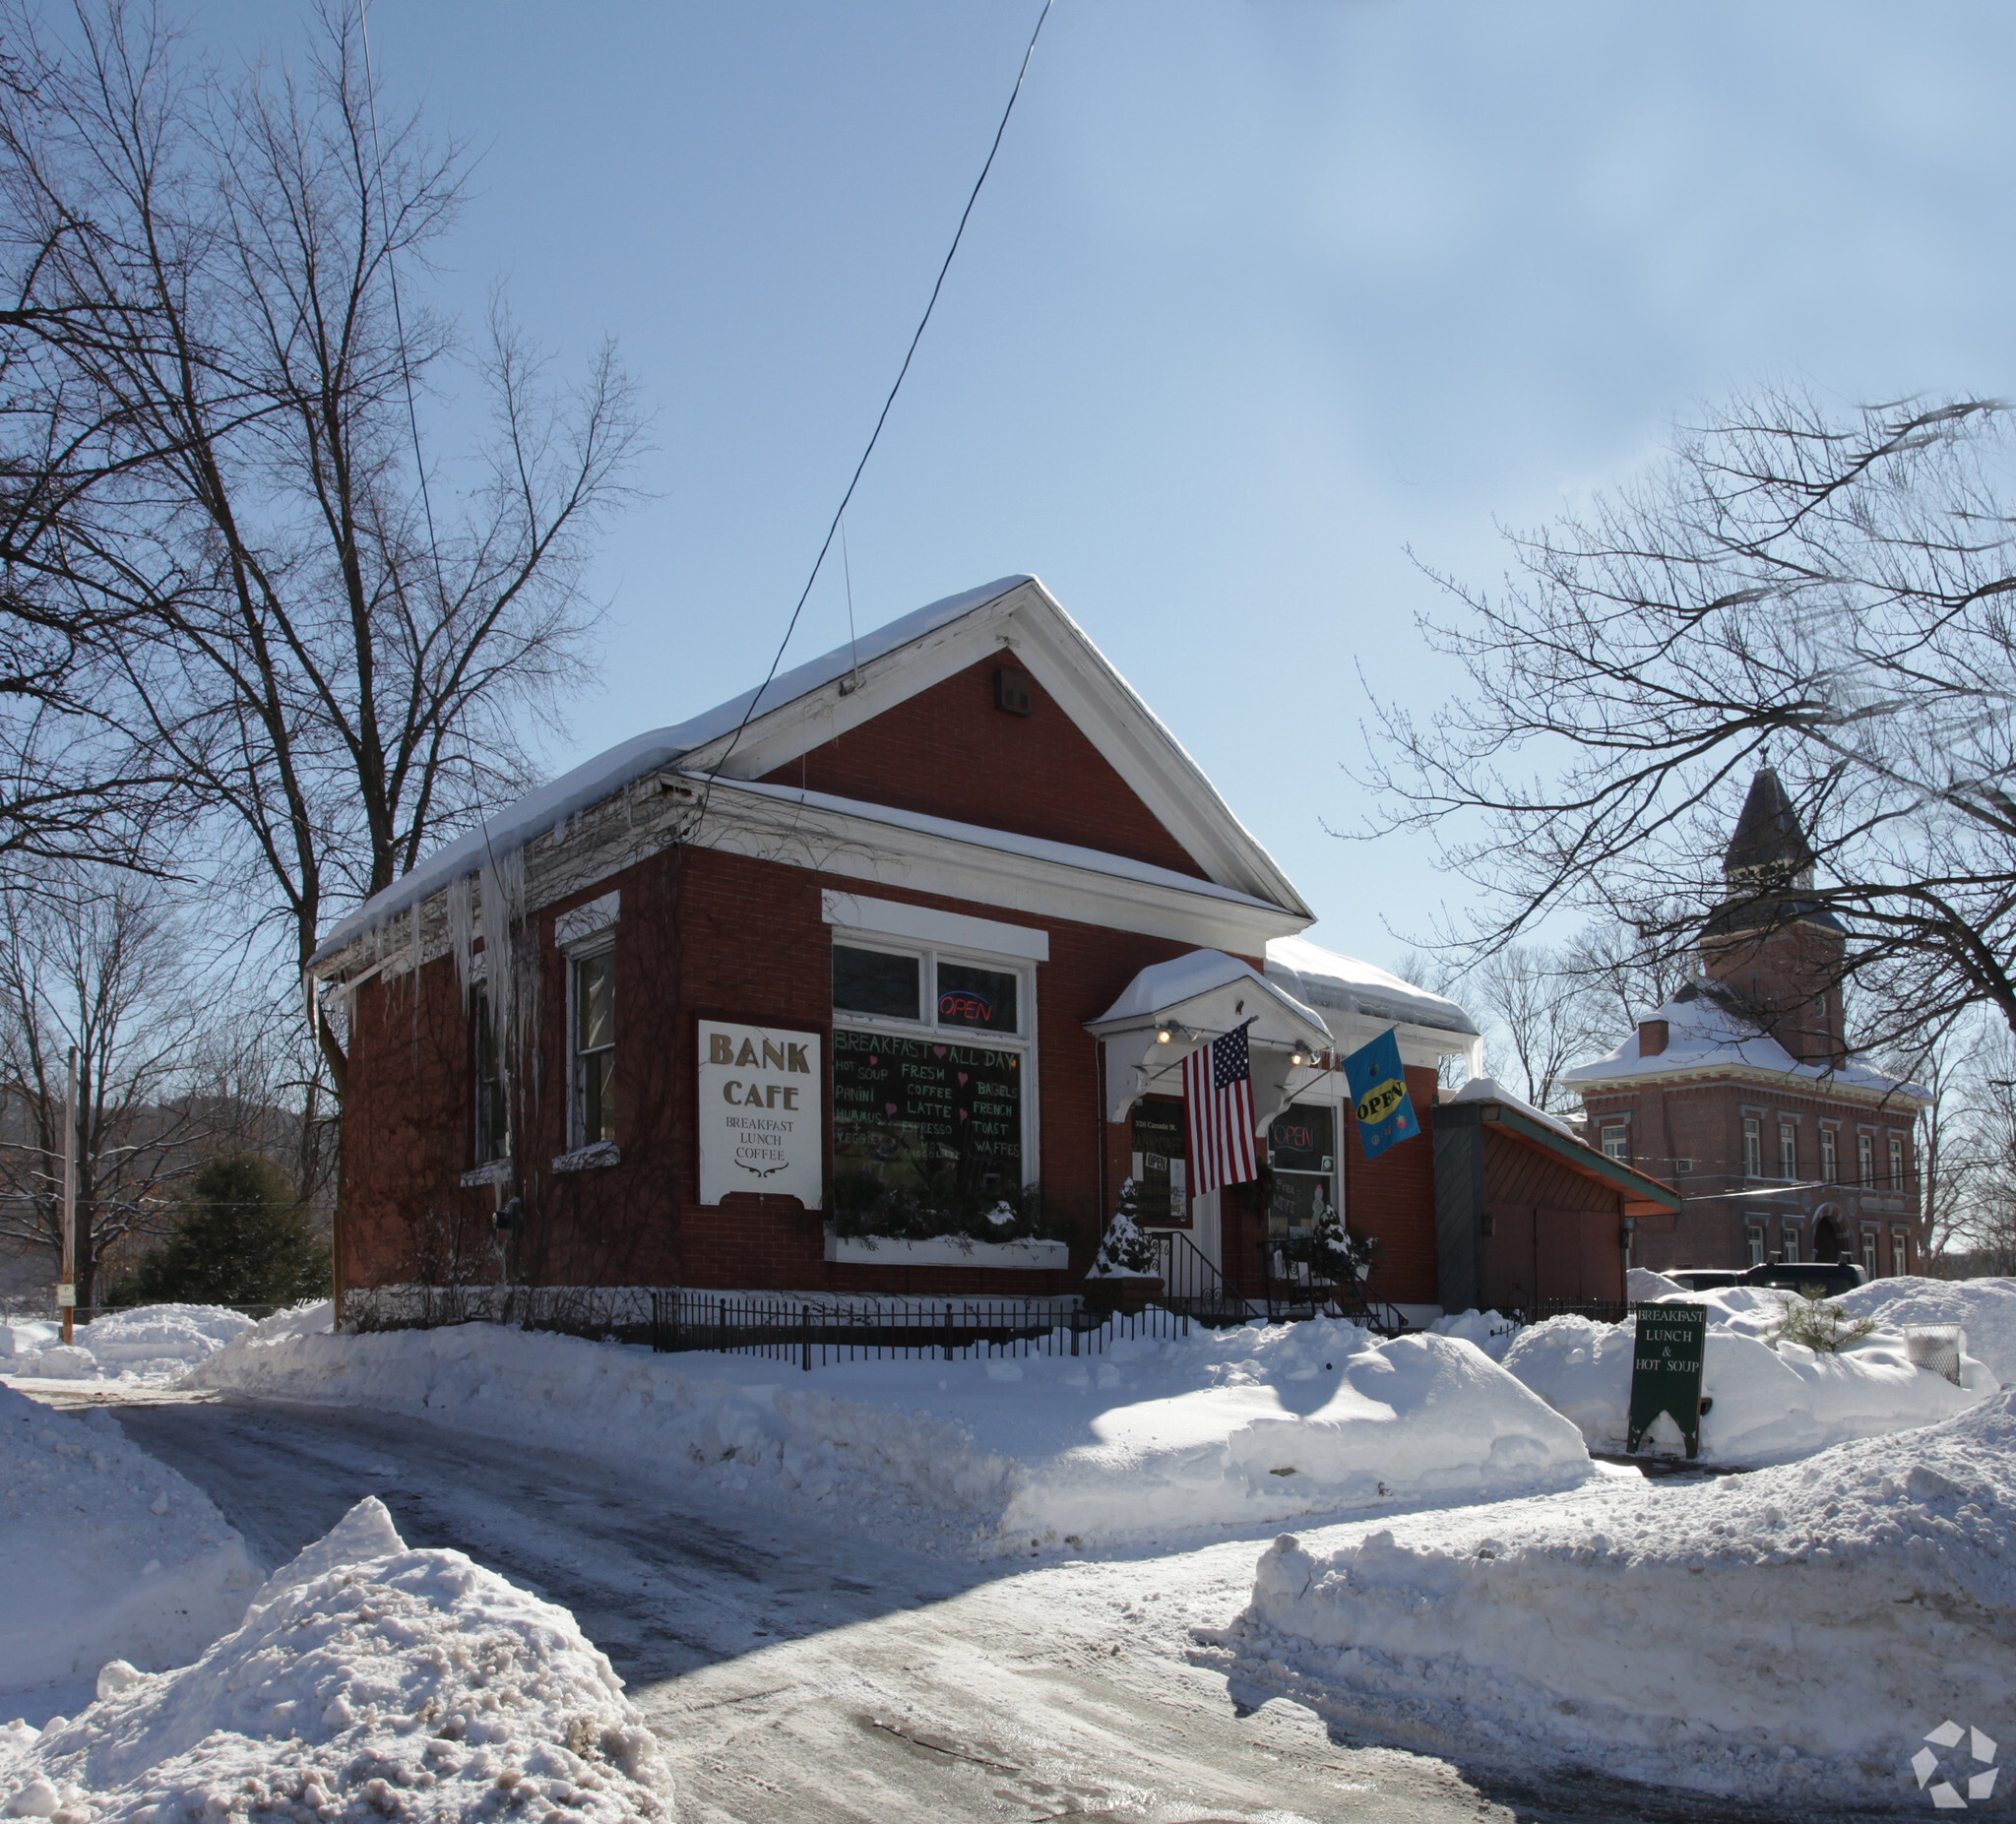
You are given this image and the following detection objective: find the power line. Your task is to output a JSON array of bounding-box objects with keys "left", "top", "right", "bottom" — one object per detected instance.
[{"left": 701, "top": 0, "right": 1056, "bottom": 798}]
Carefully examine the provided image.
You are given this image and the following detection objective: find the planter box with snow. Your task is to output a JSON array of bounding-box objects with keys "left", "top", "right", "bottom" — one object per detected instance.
[{"left": 823, "top": 1231, "right": 1071, "bottom": 1270}]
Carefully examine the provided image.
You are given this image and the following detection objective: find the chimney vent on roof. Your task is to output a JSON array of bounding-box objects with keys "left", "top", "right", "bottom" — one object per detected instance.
[{"left": 1639, "top": 1018, "right": 1670, "bottom": 1057}]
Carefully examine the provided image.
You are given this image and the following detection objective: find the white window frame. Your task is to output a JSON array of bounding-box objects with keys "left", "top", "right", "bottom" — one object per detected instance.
[
  {"left": 1820, "top": 1126, "right": 1838, "bottom": 1183},
  {"left": 1742, "top": 1116, "right": 1762, "bottom": 1178},
  {"left": 1888, "top": 1135, "right": 1905, "bottom": 1192},
  {"left": 1860, "top": 1226, "right": 1879, "bottom": 1277},
  {"left": 1600, "top": 1122, "right": 1629, "bottom": 1164},
  {"left": 1779, "top": 1120, "right": 1797, "bottom": 1181},
  {"left": 1267, "top": 1092, "right": 1347, "bottom": 1266},
  {"left": 1858, "top": 1131, "right": 1875, "bottom": 1189},
  {"left": 829, "top": 932, "right": 1040, "bottom": 1190},
  {"left": 1781, "top": 1224, "right": 1801, "bottom": 1264},
  {"left": 565, "top": 935, "right": 617, "bottom": 1150},
  {"left": 1746, "top": 1226, "right": 1767, "bottom": 1268},
  {"left": 1891, "top": 1226, "right": 1910, "bottom": 1275}
]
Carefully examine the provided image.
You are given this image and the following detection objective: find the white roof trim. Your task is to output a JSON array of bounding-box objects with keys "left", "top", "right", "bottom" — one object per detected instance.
[{"left": 820, "top": 890, "right": 1050, "bottom": 963}]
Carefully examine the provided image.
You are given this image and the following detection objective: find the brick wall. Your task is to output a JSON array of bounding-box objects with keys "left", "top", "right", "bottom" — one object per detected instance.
[{"left": 760, "top": 655, "right": 1206, "bottom": 879}]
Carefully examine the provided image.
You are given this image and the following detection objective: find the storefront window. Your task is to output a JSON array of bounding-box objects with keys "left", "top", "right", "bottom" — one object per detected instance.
[
  {"left": 834, "top": 945, "right": 919, "bottom": 1021},
  {"left": 1130, "top": 1098, "right": 1187, "bottom": 1227},
  {"left": 1268, "top": 1101, "right": 1338, "bottom": 1243},
  {"left": 830, "top": 938, "right": 1032, "bottom": 1220}
]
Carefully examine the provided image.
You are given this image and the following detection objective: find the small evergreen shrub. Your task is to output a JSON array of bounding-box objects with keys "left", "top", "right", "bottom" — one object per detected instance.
[
  {"left": 1769, "top": 1292, "right": 1879, "bottom": 1352},
  {"left": 125, "top": 1154, "right": 330, "bottom": 1305},
  {"left": 1089, "top": 1179, "right": 1159, "bottom": 1277}
]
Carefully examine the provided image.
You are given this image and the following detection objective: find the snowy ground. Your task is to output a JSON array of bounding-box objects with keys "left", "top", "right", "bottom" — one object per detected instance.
[
  {"left": 190, "top": 1307, "right": 1594, "bottom": 1552},
  {"left": 83, "top": 1388, "right": 1893, "bottom": 1822},
  {"left": 3, "top": 1307, "right": 258, "bottom": 1390},
  {"left": 0, "top": 1382, "right": 260, "bottom": 1725},
  {"left": 1, "top": 1495, "right": 670, "bottom": 1824},
  {"left": 1226, "top": 1391, "right": 2016, "bottom": 1810}
]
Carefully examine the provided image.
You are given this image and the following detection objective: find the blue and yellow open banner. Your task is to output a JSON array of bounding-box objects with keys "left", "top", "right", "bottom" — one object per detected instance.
[{"left": 1341, "top": 1028, "right": 1419, "bottom": 1161}]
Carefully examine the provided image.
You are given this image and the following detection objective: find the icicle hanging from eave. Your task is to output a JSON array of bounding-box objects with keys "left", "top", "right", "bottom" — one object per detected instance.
[{"left": 446, "top": 872, "right": 477, "bottom": 1007}]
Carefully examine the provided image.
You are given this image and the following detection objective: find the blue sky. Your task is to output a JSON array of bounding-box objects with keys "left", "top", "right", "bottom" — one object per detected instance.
[{"left": 203, "top": 0, "right": 2016, "bottom": 961}]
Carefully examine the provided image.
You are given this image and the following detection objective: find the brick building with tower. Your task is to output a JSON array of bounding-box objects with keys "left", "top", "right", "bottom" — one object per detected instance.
[{"left": 1563, "top": 769, "right": 1928, "bottom": 1278}]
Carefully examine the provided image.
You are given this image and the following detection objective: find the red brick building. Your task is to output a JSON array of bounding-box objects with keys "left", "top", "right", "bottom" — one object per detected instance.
[
  {"left": 313, "top": 577, "right": 1624, "bottom": 1324},
  {"left": 1563, "top": 770, "right": 1928, "bottom": 1278}
]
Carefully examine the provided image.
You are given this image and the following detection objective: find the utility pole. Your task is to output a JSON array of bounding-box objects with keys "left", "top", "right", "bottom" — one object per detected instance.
[{"left": 59, "top": 1045, "right": 77, "bottom": 1344}]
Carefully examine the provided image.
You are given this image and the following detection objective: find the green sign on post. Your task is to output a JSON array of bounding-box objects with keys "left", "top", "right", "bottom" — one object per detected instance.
[{"left": 1626, "top": 1303, "right": 1708, "bottom": 1459}]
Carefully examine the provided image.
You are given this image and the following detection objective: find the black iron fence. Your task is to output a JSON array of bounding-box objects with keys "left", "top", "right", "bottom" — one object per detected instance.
[
  {"left": 648, "top": 1291, "right": 1189, "bottom": 1369},
  {"left": 1515, "top": 1298, "right": 1641, "bottom": 1327}
]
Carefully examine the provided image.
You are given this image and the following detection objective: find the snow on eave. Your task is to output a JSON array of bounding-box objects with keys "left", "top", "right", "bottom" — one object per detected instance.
[
  {"left": 1444, "top": 1074, "right": 1578, "bottom": 1138},
  {"left": 1263, "top": 934, "right": 1480, "bottom": 1039}
]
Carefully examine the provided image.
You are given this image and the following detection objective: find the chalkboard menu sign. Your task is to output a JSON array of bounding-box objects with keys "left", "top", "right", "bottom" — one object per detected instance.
[
  {"left": 833, "top": 1028, "right": 1023, "bottom": 1194},
  {"left": 1627, "top": 1304, "right": 1708, "bottom": 1459}
]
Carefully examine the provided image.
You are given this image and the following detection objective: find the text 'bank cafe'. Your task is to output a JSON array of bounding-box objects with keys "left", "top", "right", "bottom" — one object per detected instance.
[{"left": 313, "top": 577, "right": 1671, "bottom": 1330}]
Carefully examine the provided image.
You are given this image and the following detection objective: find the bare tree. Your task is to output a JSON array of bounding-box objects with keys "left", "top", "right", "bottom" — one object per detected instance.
[
  {"left": 0, "top": 2, "right": 646, "bottom": 1095},
  {"left": 0, "top": 871, "right": 211, "bottom": 1301},
  {"left": 1466, "top": 942, "right": 1608, "bottom": 1111},
  {"left": 1364, "top": 388, "right": 2016, "bottom": 1056}
]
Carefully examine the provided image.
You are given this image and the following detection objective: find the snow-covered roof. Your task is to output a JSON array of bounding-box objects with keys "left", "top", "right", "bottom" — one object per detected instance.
[
  {"left": 315, "top": 577, "right": 1030, "bottom": 963},
  {"left": 1444, "top": 1075, "right": 1581, "bottom": 1140},
  {"left": 1561, "top": 977, "right": 1930, "bottom": 1104},
  {"left": 315, "top": 575, "right": 1329, "bottom": 967},
  {"left": 1263, "top": 935, "right": 1480, "bottom": 1039},
  {"left": 1089, "top": 948, "right": 1328, "bottom": 1034}
]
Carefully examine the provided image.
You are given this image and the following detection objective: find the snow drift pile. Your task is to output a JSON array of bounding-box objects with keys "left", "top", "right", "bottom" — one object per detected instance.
[
  {"left": 1836, "top": 1274, "right": 2016, "bottom": 1386},
  {"left": 1500, "top": 1294, "right": 1988, "bottom": 1466},
  {"left": 1230, "top": 1390, "right": 2016, "bottom": 1802},
  {"left": 3, "top": 1307, "right": 258, "bottom": 1387},
  {"left": 0, "top": 1498, "right": 672, "bottom": 1824},
  {"left": 195, "top": 1306, "right": 1591, "bottom": 1549},
  {"left": 0, "top": 1383, "right": 260, "bottom": 1711}
]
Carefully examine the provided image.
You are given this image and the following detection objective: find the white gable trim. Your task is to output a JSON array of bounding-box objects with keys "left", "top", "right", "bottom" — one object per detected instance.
[{"left": 820, "top": 890, "right": 1050, "bottom": 962}]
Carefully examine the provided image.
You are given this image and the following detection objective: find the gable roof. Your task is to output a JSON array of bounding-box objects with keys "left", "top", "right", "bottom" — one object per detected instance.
[
  {"left": 314, "top": 576, "right": 1310, "bottom": 963},
  {"left": 1438, "top": 1083, "right": 1682, "bottom": 1213}
]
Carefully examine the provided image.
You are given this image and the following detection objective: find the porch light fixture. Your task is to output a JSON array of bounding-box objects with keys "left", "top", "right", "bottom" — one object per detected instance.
[{"left": 1157, "top": 1027, "right": 1172, "bottom": 1043}]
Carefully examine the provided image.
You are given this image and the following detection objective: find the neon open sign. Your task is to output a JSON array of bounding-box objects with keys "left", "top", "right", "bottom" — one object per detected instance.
[{"left": 938, "top": 990, "right": 993, "bottom": 1023}]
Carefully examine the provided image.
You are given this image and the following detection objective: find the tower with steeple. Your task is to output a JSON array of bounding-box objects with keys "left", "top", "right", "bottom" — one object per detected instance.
[{"left": 1561, "top": 769, "right": 1927, "bottom": 1277}]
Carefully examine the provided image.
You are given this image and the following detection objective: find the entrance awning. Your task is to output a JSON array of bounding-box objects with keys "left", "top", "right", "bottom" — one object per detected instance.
[{"left": 1085, "top": 950, "right": 1334, "bottom": 1125}]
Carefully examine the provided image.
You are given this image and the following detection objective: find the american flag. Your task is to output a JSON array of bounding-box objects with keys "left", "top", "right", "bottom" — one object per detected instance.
[{"left": 1182, "top": 1023, "right": 1258, "bottom": 1198}]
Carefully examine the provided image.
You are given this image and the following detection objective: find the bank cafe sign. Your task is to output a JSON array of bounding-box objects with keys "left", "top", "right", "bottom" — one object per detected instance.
[{"left": 697, "top": 1022, "right": 823, "bottom": 1207}]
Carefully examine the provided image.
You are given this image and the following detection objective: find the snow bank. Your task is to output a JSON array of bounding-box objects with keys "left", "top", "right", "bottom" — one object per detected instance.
[
  {"left": 0, "top": 1499, "right": 672, "bottom": 1824},
  {"left": 1233, "top": 1390, "right": 2016, "bottom": 1801},
  {"left": 3, "top": 1307, "right": 258, "bottom": 1387},
  {"left": 1425, "top": 1309, "right": 1518, "bottom": 1361},
  {"left": 194, "top": 1307, "right": 1591, "bottom": 1551},
  {"left": 1625, "top": 1267, "right": 1684, "bottom": 1298},
  {"left": 1501, "top": 1307, "right": 1985, "bottom": 1466},
  {"left": 1834, "top": 1275, "right": 2016, "bottom": 1386},
  {"left": 0, "top": 1383, "right": 260, "bottom": 1705}
]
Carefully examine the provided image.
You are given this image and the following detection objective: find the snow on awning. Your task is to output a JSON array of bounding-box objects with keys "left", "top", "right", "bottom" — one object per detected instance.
[{"left": 1086, "top": 950, "right": 1332, "bottom": 1124}]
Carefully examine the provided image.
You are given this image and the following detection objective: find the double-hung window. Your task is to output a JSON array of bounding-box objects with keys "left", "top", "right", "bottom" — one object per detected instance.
[
  {"left": 1742, "top": 1117, "right": 1762, "bottom": 1178},
  {"left": 1858, "top": 1132, "right": 1875, "bottom": 1189},
  {"left": 1779, "top": 1120, "right": 1797, "bottom": 1181},
  {"left": 1601, "top": 1123, "right": 1628, "bottom": 1163},
  {"left": 830, "top": 939, "right": 1034, "bottom": 1209},
  {"left": 570, "top": 948, "right": 615, "bottom": 1147},
  {"left": 1820, "top": 1127, "right": 1838, "bottom": 1183},
  {"left": 472, "top": 981, "right": 508, "bottom": 1164},
  {"left": 1888, "top": 1136, "right": 1906, "bottom": 1192},
  {"left": 1860, "top": 1227, "right": 1879, "bottom": 1277}
]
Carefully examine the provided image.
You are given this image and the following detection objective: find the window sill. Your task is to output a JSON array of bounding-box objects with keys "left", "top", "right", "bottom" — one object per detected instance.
[
  {"left": 461, "top": 1160, "right": 514, "bottom": 1188},
  {"left": 552, "top": 1141, "right": 620, "bottom": 1174}
]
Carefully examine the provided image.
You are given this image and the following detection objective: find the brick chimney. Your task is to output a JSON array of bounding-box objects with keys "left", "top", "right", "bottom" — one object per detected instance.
[{"left": 1638, "top": 1018, "right": 1670, "bottom": 1057}]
